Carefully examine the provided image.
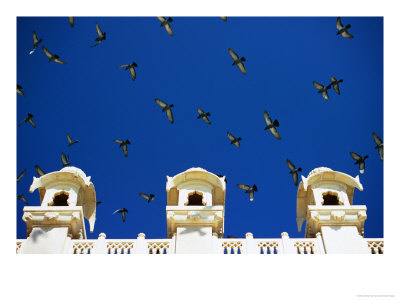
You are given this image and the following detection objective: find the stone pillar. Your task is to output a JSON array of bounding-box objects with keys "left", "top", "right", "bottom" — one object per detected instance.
[
  {"left": 281, "top": 232, "right": 296, "bottom": 254},
  {"left": 245, "top": 232, "right": 258, "bottom": 254},
  {"left": 93, "top": 233, "right": 107, "bottom": 254},
  {"left": 134, "top": 233, "right": 148, "bottom": 254},
  {"left": 175, "top": 226, "right": 213, "bottom": 254}
]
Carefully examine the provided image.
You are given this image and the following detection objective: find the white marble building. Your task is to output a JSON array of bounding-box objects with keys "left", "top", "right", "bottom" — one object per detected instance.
[{"left": 16, "top": 166, "right": 383, "bottom": 254}]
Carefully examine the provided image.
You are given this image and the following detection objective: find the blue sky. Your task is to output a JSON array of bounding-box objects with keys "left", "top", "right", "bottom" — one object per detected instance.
[{"left": 16, "top": 16, "right": 383, "bottom": 240}]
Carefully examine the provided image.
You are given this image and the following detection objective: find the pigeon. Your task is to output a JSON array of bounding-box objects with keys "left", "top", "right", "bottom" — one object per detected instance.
[
  {"left": 157, "top": 17, "right": 173, "bottom": 36},
  {"left": 236, "top": 184, "right": 258, "bottom": 202},
  {"left": 17, "top": 84, "right": 25, "bottom": 97},
  {"left": 286, "top": 159, "right": 302, "bottom": 186},
  {"left": 336, "top": 17, "right": 354, "bottom": 38},
  {"left": 117, "top": 62, "right": 138, "bottom": 81},
  {"left": 263, "top": 110, "right": 281, "bottom": 140},
  {"left": 227, "top": 132, "right": 242, "bottom": 147},
  {"left": 17, "top": 169, "right": 27, "bottom": 183},
  {"left": 139, "top": 193, "right": 155, "bottom": 203},
  {"left": 372, "top": 132, "right": 383, "bottom": 161},
  {"left": 227, "top": 236, "right": 238, "bottom": 239},
  {"left": 67, "top": 134, "right": 79, "bottom": 146},
  {"left": 113, "top": 208, "right": 128, "bottom": 222},
  {"left": 96, "top": 201, "right": 102, "bottom": 206},
  {"left": 313, "top": 81, "right": 332, "bottom": 101},
  {"left": 330, "top": 76, "right": 343, "bottom": 95},
  {"left": 29, "top": 31, "right": 42, "bottom": 55},
  {"left": 155, "top": 98, "right": 174, "bottom": 124},
  {"left": 35, "top": 165, "right": 46, "bottom": 176},
  {"left": 114, "top": 139, "right": 131, "bottom": 157},
  {"left": 17, "top": 194, "right": 28, "bottom": 205},
  {"left": 228, "top": 48, "right": 246, "bottom": 74},
  {"left": 350, "top": 152, "right": 369, "bottom": 174},
  {"left": 18, "top": 113, "right": 36, "bottom": 128},
  {"left": 221, "top": 17, "right": 228, "bottom": 22},
  {"left": 197, "top": 108, "right": 211, "bottom": 125},
  {"left": 68, "top": 17, "right": 74, "bottom": 27},
  {"left": 61, "top": 152, "right": 71, "bottom": 167},
  {"left": 91, "top": 22, "right": 106, "bottom": 47},
  {"left": 217, "top": 174, "right": 227, "bottom": 183},
  {"left": 42, "top": 46, "right": 67, "bottom": 64}
]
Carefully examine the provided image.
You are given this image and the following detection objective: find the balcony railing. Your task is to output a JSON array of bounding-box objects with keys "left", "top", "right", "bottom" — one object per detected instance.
[{"left": 17, "top": 233, "right": 384, "bottom": 254}]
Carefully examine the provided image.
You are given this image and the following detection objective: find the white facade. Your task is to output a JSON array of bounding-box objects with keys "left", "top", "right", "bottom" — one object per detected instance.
[{"left": 16, "top": 166, "right": 384, "bottom": 254}]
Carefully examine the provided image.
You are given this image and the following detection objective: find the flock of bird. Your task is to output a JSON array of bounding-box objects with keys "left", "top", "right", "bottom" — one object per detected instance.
[{"left": 17, "top": 17, "right": 383, "bottom": 223}]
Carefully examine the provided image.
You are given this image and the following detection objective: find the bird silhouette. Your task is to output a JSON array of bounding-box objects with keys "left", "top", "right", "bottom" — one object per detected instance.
[
  {"left": 228, "top": 48, "right": 246, "bottom": 74},
  {"left": 114, "top": 139, "right": 131, "bottom": 157},
  {"left": 17, "top": 194, "right": 28, "bottom": 205},
  {"left": 286, "top": 159, "right": 302, "bottom": 186},
  {"left": 42, "top": 46, "right": 67, "bottom": 64},
  {"left": 67, "top": 134, "right": 79, "bottom": 146},
  {"left": 197, "top": 108, "right": 211, "bottom": 125},
  {"left": 61, "top": 153, "right": 71, "bottom": 167},
  {"left": 96, "top": 201, "right": 102, "bottom": 206},
  {"left": 313, "top": 81, "right": 332, "bottom": 101},
  {"left": 155, "top": 98, "right": 174, "bottom": 124},
  {"left": 117, "top": 62, "right": 138, "bottom": 81},
  {"left": 17, "top": 169, "right": 27, "bottom": 183},
  {"left": 18, "top": 113, "right": 36, "bottom": 128},
  {"left": 139, "top": 193, "right": 155, "bottom": 203},
  {"left": 336, "top": 17, "right": 354, "bottom": 38},
  {"left": 227, "top": 132, "right": 242, "bottom": 147},
  {"left": 221, "top": 17, "right": 228, "bottom": 22},
  {"left": 350, "top": 152, "right": 369, "bottom": 174},
  {"left": 113, "top": 208, "right": 128, "bottom": 222},
  {"left": 35, "top": 165, "right": 46, "bottom": 177},
  {"left": 91, "top": 22, "right": 106, "bottom": 47},
  {"left": 17, "top": 84, "right": 25, "bottom": 97},
  {"left": 29, "top": 31, "right": 42, "bottom": 55},
  {"left": 264, "top": 110, "right": 281, "bottom": 139},
  {"left": 330, "top": 76, "right": 343, "bottom": 95},
  {"left": 237, "top": 184, "right": 258, "bottom": 202},
  {"left": 157, "top": 17, "right": 173, "bottom": 36},
  {"left": 372, "top": 132, "right": 383, "bottom": 161},
  {"left": 68, "top": 17, "right": 74, "bottom": 27}
]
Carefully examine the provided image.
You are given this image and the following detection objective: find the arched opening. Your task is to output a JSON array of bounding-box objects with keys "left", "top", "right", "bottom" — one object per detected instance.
[
  {"left": 186, "top": 191, "right": 205, "bottom": 206},
  {"left": 52, "top": 192, "right": 69, "bottom": 206},
  {"left": 322, "top": 192, "right": 340, "bottom": 205}
]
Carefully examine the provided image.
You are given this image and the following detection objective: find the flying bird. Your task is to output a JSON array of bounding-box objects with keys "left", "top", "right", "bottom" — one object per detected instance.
[
  {"left": 17, "top": 194, "right": 28, "bottom": 205},
  {"left": 68, "top": 17, "right": 74, "bottom": 27},
  {"left": 221, "top": 17, "right": 228, "bottom": 22},
  {"left": 286, "top": 159, "right": 302, "bottom": 186},
  {"left": 42, "top": 46, "right": 67, "bottom": 64},
  {"left": 17, "top": 169, "right": 27, "bottom": 183},
  {"left": 227, "top": 132, "right": 242, "bottom": 147},
  {"left": 17, "top": 84, "right": 25, "bottom": 97},
  {"left": 113, "top": 208, "right": 128, "bottom": 222},
  {"left": 67, "top": 134, "right": 79, "bottom": 146},
  {"left": 61, "top": 153, "right": 71, "bottom": 167},
  {"left": 114, "top": 139, "right": 131, "bottom": 157},
  {"left": 29, "top": 31, "right": 42, "bottom": 55},
  {"left": 336, "top": 17, "right": 354, "bottom": 38},
  {"left": 313, "top": 81, "right": 331, "bottom": 101},
  {"left": 91, "top": 22, "right": 106, "bottom": 47},
  {"left": 117, "top": 62, "right": 138, "bottom": 81},
  {"left": 217, "top": 174, "right": 227, "bottom": 183},
  {"left": 197, "top": 108, "right": 211, "bottom": 125},
  {"left": 157, "top": 17, "right": 173, "bottom": 36},
  {"left": 18, "top": 113, "right": 36, "bottom": 128},
  {"left": 35, "top": 165, "right": 46, "bottom": 177},
  {"left": 372, "top": 132, "right": 383, "bottom": 161},
  {"left": 263, "top": 110, "right": 281, "bottom": 140},
  {"left": 350, "top": 152, "right": 369, "bottom": 174},
  {"left": 96, "top": 201, "right": 102, "bottom": 206},
  {"left": 139, "top": 193, "right": 155, "bottom": 203},
  {"left": 155, "top": 98, "right": 174, "bottom": 124},
  {"left": 228, "top": 48, "right": 246, "bottom": 74},
  {"left": 330, "top": 76, "right": 343, "bottom": 95},
  {"left": 236, "top": 184, "right": 258, "bottom": 202}
]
